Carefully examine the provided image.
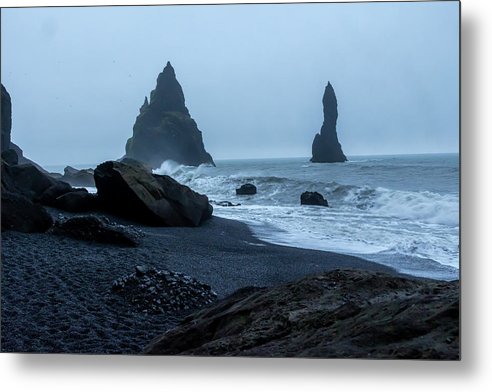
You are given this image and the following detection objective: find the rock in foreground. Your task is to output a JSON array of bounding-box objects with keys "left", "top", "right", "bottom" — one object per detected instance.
[
  {"left": 144, "top": 269, "right": 459, "bottom": 359},
  {"left": 124, "top": 62, "right": 215, "bottom": 168},
  {"left": 311, "top": 82, "right": 347, "bottom": 163},
  {"left": 94, "top": 160, "right": 212, "bottom": 226}
]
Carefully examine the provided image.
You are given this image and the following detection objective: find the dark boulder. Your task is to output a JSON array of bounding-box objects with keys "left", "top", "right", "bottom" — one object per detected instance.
[
  {"left": 55, "top": 190, "right": 99, "bottom": 212},
  {"left": 236, "top": 183, "right": 257, "bottom": 195},
  {"left": 37, "top": 182, "right": 74, "bottom": 206},
  {"left": 1, "top": 148, "right": 18, "bottom": 165},
  {"left": 94, "top": 160, "right": 212, "bottom": 226},
  {"left": 124, "top": 61, "right": 215, "bottom": 168},
  {"left": 7, "top": 163, "right": 72, "bottom": 202},
  {"left": 311, "top": 82, "right": 347, "bottom": 163},
  {"left": 144, "top": 269, "right": 459, "bottom": 359},
  {"left": 52, "top": 216, "right": 141, "bottom": 247},
  {"left": 153, "top": 174, "right": 213, "bottom": 226},
  {"left": 61, "top": 166, "right": 95, "bottom": 187},
  {"left": 1, "top": 84, "right": 12, "bottom": 152},
  {"left": 300, "top": 191, "right": 328, "bottom": 207},
  {"left": 1, "top": 191, "right": 53, "bottom": 233}
]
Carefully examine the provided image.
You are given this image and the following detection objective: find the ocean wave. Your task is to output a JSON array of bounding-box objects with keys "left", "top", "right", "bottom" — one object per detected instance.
[{"left": 153, "top": 160, "right": 458, "bottom": 227}]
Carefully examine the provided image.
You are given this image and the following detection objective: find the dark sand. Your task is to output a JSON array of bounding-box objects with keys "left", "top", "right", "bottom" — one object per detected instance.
[{"left": 1, "top": 213, "right": 396, "bottom": 354}]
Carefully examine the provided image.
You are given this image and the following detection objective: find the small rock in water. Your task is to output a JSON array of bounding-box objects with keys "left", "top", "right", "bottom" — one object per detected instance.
[{"left": 236, "top": 183, "right": 257, "bottom": 195}]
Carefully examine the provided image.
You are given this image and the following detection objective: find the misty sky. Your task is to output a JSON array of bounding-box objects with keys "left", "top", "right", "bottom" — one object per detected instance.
[{"left": 1, "top": 1, "right": 459, "bottom": 166}]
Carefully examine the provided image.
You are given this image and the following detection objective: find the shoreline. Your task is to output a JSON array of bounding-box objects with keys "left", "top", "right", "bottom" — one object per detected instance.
[{"left": 1, "top": 212, "right": 403, "bottom": 354}]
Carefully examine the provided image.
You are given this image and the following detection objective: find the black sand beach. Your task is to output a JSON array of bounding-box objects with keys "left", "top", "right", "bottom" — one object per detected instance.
[{"left": 1, "top": 213, "right": 395, "bottom": 354}]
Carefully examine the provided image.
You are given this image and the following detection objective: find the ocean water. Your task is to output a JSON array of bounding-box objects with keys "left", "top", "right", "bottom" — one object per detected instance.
[
  {"left": 46, "top": 154, "right": 459, "bottom": 280},
  {"left": 154, "top": 154, "right": 459, "bottom": 281}
]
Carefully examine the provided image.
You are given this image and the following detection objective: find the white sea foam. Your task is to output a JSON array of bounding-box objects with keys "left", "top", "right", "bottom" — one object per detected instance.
[{"left": 150, "top": 155, "right": 459, "bottom": 279}]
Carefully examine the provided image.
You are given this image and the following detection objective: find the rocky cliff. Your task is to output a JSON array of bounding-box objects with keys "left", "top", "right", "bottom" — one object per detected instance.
[
  {"left": 1, "top": 84, "right": 12, "bottom": 152},
  {"left": 125, "top": 62, "right": 215, "bottom": 168},
  {"left": 311, "top": 82, "right": 347, "bottom": 163}
]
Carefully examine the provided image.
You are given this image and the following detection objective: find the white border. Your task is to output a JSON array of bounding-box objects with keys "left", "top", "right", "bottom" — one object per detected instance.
[{"left": 1, "top": 0, "right": 491, "bottom": 391}]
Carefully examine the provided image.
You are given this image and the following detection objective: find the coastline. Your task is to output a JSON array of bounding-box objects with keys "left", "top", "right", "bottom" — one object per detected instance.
[{"left": 1, "top": 213, "right": 400, "bottom": 354}]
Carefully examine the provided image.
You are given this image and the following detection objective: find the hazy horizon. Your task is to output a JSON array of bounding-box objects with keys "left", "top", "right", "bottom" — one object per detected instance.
[{"left": 1, "top": 2, "right": 459, "bottom": 167}]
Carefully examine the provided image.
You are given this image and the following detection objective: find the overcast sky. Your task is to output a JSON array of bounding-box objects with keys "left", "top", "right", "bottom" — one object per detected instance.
[{"left": 1, "top": 1, "right": 459, "bottom": 166}]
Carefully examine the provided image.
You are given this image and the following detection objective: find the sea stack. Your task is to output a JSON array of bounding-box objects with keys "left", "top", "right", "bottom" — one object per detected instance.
[
  {"left": 310, "top": 82, "right": 347, "bottom": 163},
  {"left": 125, "top": 62, "right": 215, "bottom": 169}
]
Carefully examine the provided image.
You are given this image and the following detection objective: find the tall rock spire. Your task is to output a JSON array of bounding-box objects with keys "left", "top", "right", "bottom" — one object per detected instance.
[
  {"left": 310, "top": 82, "right": 347, "bottom": 163},
  {"left": 125, "top": 62, "right": 215, "bottom": 168}
]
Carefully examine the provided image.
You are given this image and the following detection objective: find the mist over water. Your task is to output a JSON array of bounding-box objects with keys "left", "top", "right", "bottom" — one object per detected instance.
[{"left": 153, "top": 153, "right": 459, "bottom": 280}]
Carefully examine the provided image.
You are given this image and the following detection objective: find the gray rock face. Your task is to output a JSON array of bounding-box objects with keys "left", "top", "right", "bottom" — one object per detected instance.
[
  {"left": 1, "top": 84, "right": 12, "bottom": 152},
  {"left": 311, "top": 82, "right": 347, "bottom": 163},
  {"left": 125, "top": 62, "right": 215, "bottom": 168},
  {"left": 94, "top": 160, "right": 213, "bottom": 227},
  {"left": 144, "top": 269, "right": 459, "bottom": 359}
]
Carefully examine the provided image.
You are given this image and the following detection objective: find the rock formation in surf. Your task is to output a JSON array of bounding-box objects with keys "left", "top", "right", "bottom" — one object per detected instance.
[
  {"left": 311, "top": 82, "right": 347, "bottom": 163},
  {"left": 124, "top": 62, "right": 215, "bottom": 169}
]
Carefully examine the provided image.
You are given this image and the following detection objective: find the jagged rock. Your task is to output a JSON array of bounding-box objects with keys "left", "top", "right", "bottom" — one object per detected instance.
[
  {"left": 311, "top": 82, "right": 347, "bottom": 163},
  {"left": 300, "top": 191, "right": 328, "bottom": 207},
  {"left": 51, "top": 215, "right": 142, "bottom": 247},
  {"left": 144, "top": 269, "right": 459, "bottom": 359},
  {"left": 94, "top": 160, "right": 213, "bottom": 227},
  {"left": 54, "top": 190, "right": 99, "bottom": 212},
  {"left": 124, "top": 62, "right": 215, "bottom": 168},
  {"left": 1, "top": 84, "right": 12, "bottom": 152},
  {"left": 60, "top": 166, "right": 95, "bottom": 187},
  {"left": 1, "top": 191, "right": 53, "bottom": 233},
  {"left": 111, "top": 267, "right": 217, "bottom": 314},
  {"left": 236, "top": 183, "right": 257, "bottom": 195}
]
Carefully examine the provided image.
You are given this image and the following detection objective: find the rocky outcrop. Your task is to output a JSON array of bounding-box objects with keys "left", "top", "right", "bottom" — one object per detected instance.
[
  {"left": 311, "top": 82, "right": 347, "bottom": 163},
  {"left": 124, "top": 62, "right": 215, "bottom": 168},
  {"left": 1, "top": 84, "right": 12, "bottom": 152},
  {"left": 1, "top": 84, "right": 50, "bottom": 170},
  {"left": 94, "top": 160, "right": 213, "bottom": 227},
  {"left": 52, "top": 216, "right": 141, "bottom": 247},
  {"left": 144, "top": 269, "right": 459, "bottom": 359},
  {"left": 300, "top": 191, "right": 328, "bottom": 207},
  {"left": 60, "top": 166, "right": 95, "bottom": 187},
  {"left": 236, "top": 183, "right": 257, "bottom": 195}
]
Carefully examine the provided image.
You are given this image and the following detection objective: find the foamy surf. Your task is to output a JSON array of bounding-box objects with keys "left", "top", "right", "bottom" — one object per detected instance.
[{"left": 140, "top": 155, "right": 460, "bottom": 280}]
